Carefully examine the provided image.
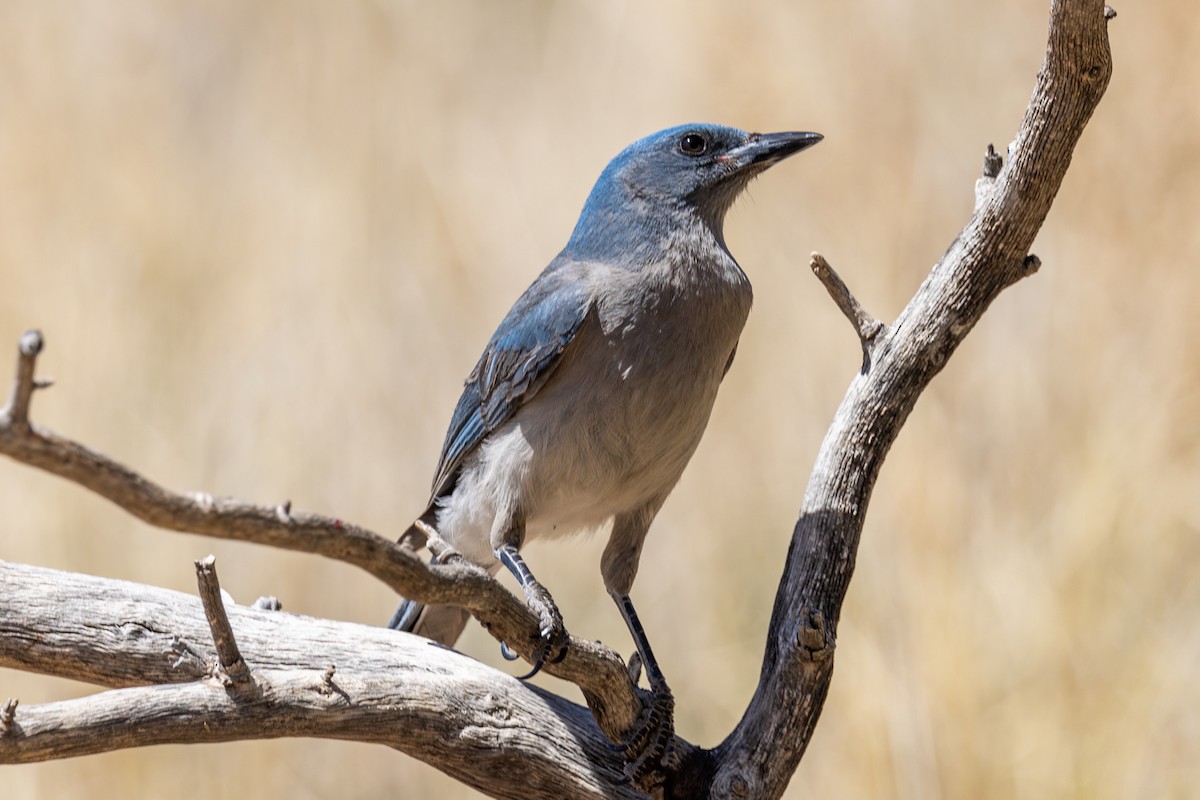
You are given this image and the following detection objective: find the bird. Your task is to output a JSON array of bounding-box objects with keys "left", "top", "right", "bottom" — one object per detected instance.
[{"left": 388, "top": 122, "right": 821, "bottom": 773}]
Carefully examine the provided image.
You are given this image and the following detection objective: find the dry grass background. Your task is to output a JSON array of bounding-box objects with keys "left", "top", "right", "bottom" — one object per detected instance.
[{"left": 1, "top": 1, "right": 1196, "bottom": 798}]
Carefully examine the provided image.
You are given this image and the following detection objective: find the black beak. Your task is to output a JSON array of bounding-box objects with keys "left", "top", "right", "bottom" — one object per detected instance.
[{"left": 730, "top": 131, "right": 823, "bottom": 169}]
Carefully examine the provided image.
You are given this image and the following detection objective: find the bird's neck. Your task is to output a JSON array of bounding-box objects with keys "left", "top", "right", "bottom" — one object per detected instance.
[
  {"left": 563, "top": 192, "right": 731, "bottom": 268},
  {"left": 661, "top": 222, "right": 751, "bottom": 297}
]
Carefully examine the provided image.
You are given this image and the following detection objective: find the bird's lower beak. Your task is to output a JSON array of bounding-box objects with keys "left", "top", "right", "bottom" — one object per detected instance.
[{"left": 729, "top": 131, "right": 823, "bottom": 169}]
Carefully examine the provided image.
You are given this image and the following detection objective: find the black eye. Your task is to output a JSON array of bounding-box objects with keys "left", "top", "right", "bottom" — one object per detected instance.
[{"left": 679, "top": 132, "right": 708, "bottom": 156}]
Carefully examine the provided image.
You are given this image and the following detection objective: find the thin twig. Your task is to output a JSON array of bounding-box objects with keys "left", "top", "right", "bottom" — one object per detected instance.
[
  {"left": 1, "top": 330, "right": 46, "bottom": 429},
  {"left": 194, "top": 555, "right": 254, "bottom": 690},
  {"left": 0, "top": 698, "right": 17, "bottom": 735},
  {"left": 809, "top": 252, "right": 884, "bottom": 363},
  {"left": 976, "top": 143, "right": 1005, "bottom": 210}
]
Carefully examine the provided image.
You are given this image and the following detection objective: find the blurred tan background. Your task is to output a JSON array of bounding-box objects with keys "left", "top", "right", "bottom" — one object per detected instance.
[{"left": 1, "top": 1, "right": 1196, "bottom": 798}]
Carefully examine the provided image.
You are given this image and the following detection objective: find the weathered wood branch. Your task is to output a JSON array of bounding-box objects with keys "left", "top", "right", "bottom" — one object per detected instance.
[
  {"left": 0, "top": 330, "right": 680, "bottom": 793},
  {"left": 0, "top": 560, "right": 636, "bottom": 799},
  {"left": 709, "top": 2, "right": 1114, "bottom": 798},
  {"left": 0, "top": 2, "right": 1114, "bottom": 798},
  {"left": 0, "top": 332, "right": 642, "bottom": 742},
  {"left": 193, "top": 555, "right": 254, "bottom": 690}
]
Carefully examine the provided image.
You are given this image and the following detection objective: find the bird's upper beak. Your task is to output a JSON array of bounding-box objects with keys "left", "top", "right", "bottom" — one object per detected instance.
[{"left": 726, "top": 131, "right": 823, "bottom": 170}]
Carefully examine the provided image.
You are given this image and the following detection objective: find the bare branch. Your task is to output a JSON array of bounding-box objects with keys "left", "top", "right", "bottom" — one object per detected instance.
[
  {"left": 711, "top": 3, "right": 1115, "bottom": 798},
  {"left": 0, "top": 561, "right": 642, "bottom": 799},
  {"left": 0, "top": 699, "right": 16, "bottom": 735},
  {"left": 0, "top": 330, "right": 46, "bottom": 430},
  {"left": 194, "top": 555, "right": 254, "bottom": 690},
  {"left": 0, "top": 336, "right": 643, "bottom": 741},
  {"left": 809, "top": 252, "right": 884, "bottom": 366}
]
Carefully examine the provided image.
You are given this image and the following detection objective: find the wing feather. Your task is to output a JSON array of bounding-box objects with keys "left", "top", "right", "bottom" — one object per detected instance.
[{"left": 428, "top": 259, "right": 593, "bottom": 499}]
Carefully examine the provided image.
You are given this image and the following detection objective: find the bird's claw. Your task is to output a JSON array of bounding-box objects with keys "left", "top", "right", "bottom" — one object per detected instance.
[
  {"left": 524, "top": 572, "right": 570, "bottom": 663},
  {"left": 499, "top": 578, "right": 568, "bottom": 681},
  {"left": 615, "top": 673, "right": 677, "bottom": 786},
  {"left": 508, "top": 650, "right": 544, "bottom": 681},
  {"left": 493, "top": 543, "right": 569, "bottom": 676}
]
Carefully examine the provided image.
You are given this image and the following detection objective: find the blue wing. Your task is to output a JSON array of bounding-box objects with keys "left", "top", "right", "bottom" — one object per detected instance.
[{"left": 428, "top": 258, "right": 594, "bottom": 500}]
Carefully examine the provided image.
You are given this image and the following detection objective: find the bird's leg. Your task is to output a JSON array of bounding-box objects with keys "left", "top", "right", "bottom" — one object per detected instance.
[
  {"left": 495, "top": 544, "right": 568, "bottom": 678},
  {"left": 613, "top": 591, "right": 676, "bottom": 784}
]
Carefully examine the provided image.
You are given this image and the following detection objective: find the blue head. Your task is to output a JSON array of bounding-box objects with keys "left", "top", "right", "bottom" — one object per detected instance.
[{"left": 563, "top": 123, "right": 822, "bottom": 262}]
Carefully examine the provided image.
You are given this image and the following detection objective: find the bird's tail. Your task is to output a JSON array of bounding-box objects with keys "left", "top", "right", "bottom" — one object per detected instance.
[
  {"left": 387, "top": 516, "right": 472, "bottom": 647},
  {"left": 387, "top": 598, "right": 472, "bottom": 647}
]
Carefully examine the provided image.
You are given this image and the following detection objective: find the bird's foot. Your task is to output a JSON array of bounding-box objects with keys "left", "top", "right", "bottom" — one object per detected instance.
[
  {"left": 506, "top": 578, "right": 568, "bottom": 679},
  {"left": 494, "top": 545, "right": 568, "bottom": 679},
  {"left": 616, "top": 658, "right": 677, "bottom": 787},
  {"left": 606, "top": 592, "right": 677, "bottom": 786}
]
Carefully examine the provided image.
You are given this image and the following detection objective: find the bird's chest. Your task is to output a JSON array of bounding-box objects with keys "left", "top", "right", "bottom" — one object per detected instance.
[
  {"left": 511, "top": 257, "right": 752, "bottom": 532},
  {"left": 605, "top": 252, "right": 750, "bottom": 378},
  {"left": 603, "top": 282, "right": 748, "bottom": 395},
  {"left": 515, "top": 288, "right": 747, "bottom": 533},
  {"left": 578, "top": 263, "right": 751, "bottom": 463}
]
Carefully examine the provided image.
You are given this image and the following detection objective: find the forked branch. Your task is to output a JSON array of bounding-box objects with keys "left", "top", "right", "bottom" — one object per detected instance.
[
  {"left": 711, "top": 2, "right": 1114, "bottom": 798},
  {"left": 0, "top": 336, "right": 643, "bottom": 741}
]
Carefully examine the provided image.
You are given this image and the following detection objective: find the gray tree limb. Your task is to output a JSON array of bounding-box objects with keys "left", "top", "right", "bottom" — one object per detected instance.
[
  {"left": 0, "top": 330, "right": 644, "bottom": 742},
  {"left": 0, "top": 1, "right": 1114, "bottom": 797},
  {"left": 0, "top": 560, "right": 634, "bottom": 800},
  {"left": 710, "top": 2, "right": 1115, "bottom": 797}
]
